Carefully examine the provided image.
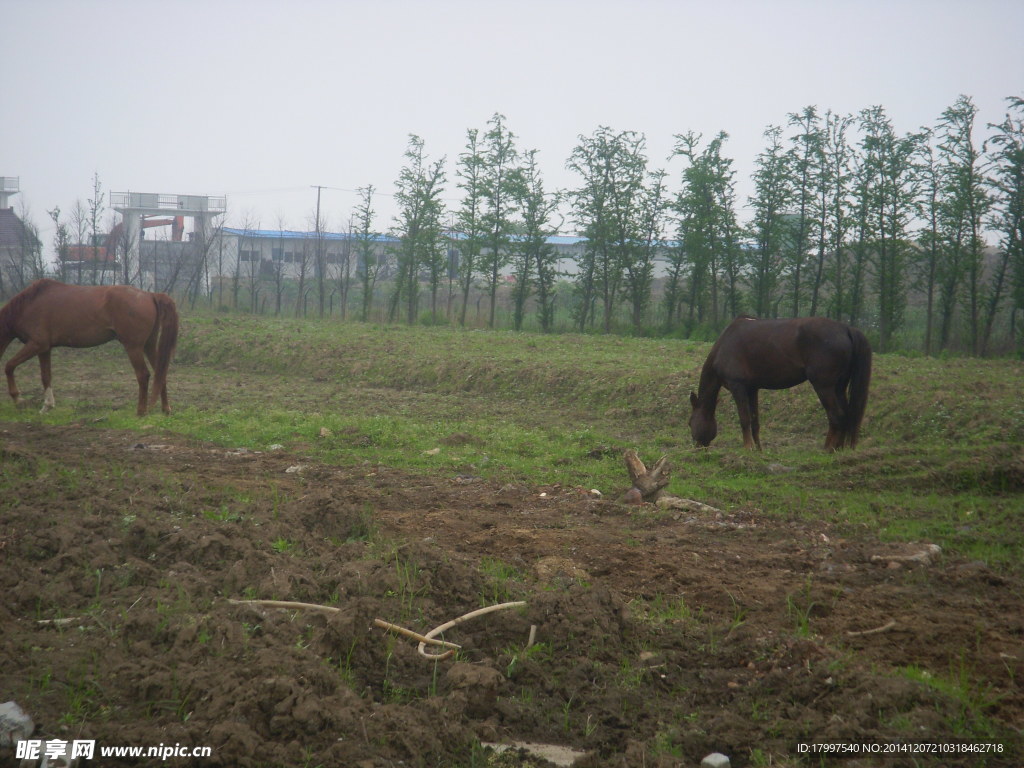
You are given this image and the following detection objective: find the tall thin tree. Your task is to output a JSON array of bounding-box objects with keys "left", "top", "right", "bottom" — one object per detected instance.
[
  {"left": 983, "top": 96, "right": 1024, "bottom": 354},
  {"left": 391, "top": 134, "right": 446, "bottom": 325},
  {"left": 935, "top": 95, "right": 991, "bottom": 352},
  {"left": 478, "top": 113, "right": 519, "bottom": 328},
  {"left": 455, "top": 129, "right": 487, "bottom": 326},
  {"left": 748, "top": 126, "right": 792, "bottom": 317}
]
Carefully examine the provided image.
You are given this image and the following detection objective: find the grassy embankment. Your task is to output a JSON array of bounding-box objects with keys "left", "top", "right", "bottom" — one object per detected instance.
[{"left": 6, "top": 311, "right": 1023, "bottom": 570}]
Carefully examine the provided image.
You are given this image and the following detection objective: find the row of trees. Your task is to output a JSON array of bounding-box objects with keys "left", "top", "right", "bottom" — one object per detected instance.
[
  {"left": 7, "top": 96, "right": 1022, "bottom": 355},
  {"left": 380, "top": 115, "right": 565, "bottom": 332},
  {"left": 383, "top": 96, "right": 1023, "bottom": 354}
]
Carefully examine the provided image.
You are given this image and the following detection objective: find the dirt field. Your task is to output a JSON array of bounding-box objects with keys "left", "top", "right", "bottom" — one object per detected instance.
[{"left": 1, "top": 417, "right": 1020, "bottom": 767}]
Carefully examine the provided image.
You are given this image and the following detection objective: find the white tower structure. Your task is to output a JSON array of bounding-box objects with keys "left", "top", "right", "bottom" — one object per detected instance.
[
  {"left": 0, "top": 177, "right": 19, "bottom": 209},
  {"left": 111, "top": 191, "right": 226, "bottom": 288}
]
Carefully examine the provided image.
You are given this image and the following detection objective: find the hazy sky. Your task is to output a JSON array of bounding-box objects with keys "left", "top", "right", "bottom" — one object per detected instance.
[{"left": 4, "top": 0, "right": 1023, "bottom": 251}]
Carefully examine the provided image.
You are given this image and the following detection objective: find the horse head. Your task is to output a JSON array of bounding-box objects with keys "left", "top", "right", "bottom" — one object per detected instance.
[{"left": 688, "top": 391, "right": 717, "bottom": 447}]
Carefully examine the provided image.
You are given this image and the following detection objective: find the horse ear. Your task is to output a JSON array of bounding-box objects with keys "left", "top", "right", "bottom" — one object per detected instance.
[{"left": 689, "top": 391, "right": 698, "bottom": 409}]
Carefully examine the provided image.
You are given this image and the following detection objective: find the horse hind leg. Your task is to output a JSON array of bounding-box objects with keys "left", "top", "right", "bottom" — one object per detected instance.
[
  {"left": 729, "top": 384, "right": 759, "bottom": 450},
  {"left": 143, "top": 335, "right": 168, "bottom": 414},
  {"left": 39, "top": 350, "right": 55, "bottom": 412},
  {"left": 749, "top": 388, "right": 763, "bottom": 450},
  {"left": 812, "top": 381, "right": 846, "bottom": 451},
  {"left": 125, "top": 345, "right": 151, "bottom": 416},
  {"left": 834, "top": 381, "right": 853, "bottom": 449}
]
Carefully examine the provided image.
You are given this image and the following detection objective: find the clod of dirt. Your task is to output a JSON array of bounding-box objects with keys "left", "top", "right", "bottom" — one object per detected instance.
[
  {"left": 621, "top": 487, "right": 643, "bottom": 505},
  {"left": 444, "top": 662, "right": 505, "bottom": 718},
  {"left": 440, "top": 432, "right": 484, "bottom": 447},
  {"left": 533, "top": 556, "right": 590, "bottom": 588}
]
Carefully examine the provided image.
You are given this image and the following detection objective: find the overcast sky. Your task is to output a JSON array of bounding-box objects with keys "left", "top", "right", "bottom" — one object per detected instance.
[{"left": 4, "top": 0, "right": 1023, "bottom": 251}]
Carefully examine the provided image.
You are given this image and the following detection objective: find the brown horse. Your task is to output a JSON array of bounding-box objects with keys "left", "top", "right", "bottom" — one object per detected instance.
[
  {"left": 0, "top": 279, "right": 179, "bottom": 416},
  {"left": 689, "top": 315, "right": 872, "bottom": 451}
]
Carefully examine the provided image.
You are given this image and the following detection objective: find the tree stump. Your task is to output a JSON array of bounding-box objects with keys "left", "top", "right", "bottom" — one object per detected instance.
[{"left": 621, "top": 449, "right": 671, "bottom": 503}]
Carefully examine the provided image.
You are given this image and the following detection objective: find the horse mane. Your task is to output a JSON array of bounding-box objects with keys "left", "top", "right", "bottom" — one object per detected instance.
[{"left": 0, "top": 279, "right": 56, "bottom": 336}]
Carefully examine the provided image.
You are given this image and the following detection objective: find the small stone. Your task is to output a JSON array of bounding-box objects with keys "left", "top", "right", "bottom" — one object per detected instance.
[
  {"left": 701, "top": 753, "right": 731, "bottom": 768},
  {"left": 0, "top": 701, "right": 34, "bottom": 747}
]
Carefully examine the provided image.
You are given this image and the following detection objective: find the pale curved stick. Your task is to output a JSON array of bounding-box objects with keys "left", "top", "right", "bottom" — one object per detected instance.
[
  {"left": 417, "top": 601, "right": 528, "bottom": 660},
  {"left": 846, "top": 619, "right": 897, "bottom": 637},
  {"left": 227, "top": 598, "right": 459, "bottom": 650},
  {"left": 229, "top": 598, "right": 341, "bottom": 614},
  {"left": 372, "top": 618, "right": 461, "bottom": 650}
]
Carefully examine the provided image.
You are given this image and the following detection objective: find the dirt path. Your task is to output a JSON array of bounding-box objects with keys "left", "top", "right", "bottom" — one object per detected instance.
[{"left": 1, "top": 421, "right": 1020, "bottom": 766}]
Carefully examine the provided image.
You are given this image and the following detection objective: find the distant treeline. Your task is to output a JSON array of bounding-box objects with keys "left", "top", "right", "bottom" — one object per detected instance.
[{"left": 9, "top": 95, "right": 1024, "bottom": 356}]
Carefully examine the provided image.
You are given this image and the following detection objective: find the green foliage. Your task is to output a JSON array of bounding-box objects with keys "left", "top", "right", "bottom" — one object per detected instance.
[
  {"left": 391, "top": 134, "right": 447, "bottom": 325},
  {"left": 567, "top": 126, "right": 653, "bottom": 333},
  {"left": 670, "top": 130, "right": 742, "bottom": 331},
  {"left": 478, "top": 113, "right": 520, "bottom": 329},
  {"left": 479, "top": 557, "right": 526, "bottom": 605}
]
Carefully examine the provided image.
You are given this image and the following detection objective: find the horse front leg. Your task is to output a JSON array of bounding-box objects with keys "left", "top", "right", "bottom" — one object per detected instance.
[{"left": 4, "top": 341, "right": 43, "bottom": 408}]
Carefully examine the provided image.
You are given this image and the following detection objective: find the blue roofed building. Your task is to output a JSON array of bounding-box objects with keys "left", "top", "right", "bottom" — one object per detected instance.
[
  {"left": 209, "top": 226, "right": 679, "bottom": 286},
  {"left": 216, "top": 227, "right": 399, "bottom": 282}
]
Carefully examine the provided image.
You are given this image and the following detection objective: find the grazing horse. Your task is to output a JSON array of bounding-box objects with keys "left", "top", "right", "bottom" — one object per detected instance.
[
  {"left": 689, "top": 315, "right": 872, "bottom": 451},
  {"left": 0, "top": 279, "right": 179, "bottom": 416}
]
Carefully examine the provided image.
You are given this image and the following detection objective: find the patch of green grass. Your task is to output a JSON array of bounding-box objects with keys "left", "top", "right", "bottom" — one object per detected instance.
[
  {"left": 479, "top": 557, "right": 527, "bottom": 605},
  {"left": 344, "top": 503, "right": 378, "bottom": 543},
  {"left": 630, "top": 593, "right": 699, "bottom": 626},
  {"left": 271, "top": 537, "right": 297, "bottom": 554},
  {"left": 59, "top": 658, "right": 107, "bottom": 726},
  {"left": 6, "top": 313, "right": 1022, "bottom": 576},
  {"left": 202, "top": 504, "right": 242, "bottom": 523},
  {"left": 504, "top": 641, "right": 553, "bottom": 680},
  {"left": 785, "top": 577, "right": 817, "bottom": 639},
  {"left": 650, "top": 725, "right": 686, "bottom": 758},
  {"left": 329, "top": 639, "right": 361, "bottom": 689},
  {"left": 899, "top": 657, "right": 1005, "bottom": 740}
]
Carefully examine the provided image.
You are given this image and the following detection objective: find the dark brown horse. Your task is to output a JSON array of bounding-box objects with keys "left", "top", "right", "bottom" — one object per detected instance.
[
  {"left": 0, "top": 279, "right": 179, "bottom": 416},
  {"left": 689, "top": 316, "right": 872, "bottom": 451}
]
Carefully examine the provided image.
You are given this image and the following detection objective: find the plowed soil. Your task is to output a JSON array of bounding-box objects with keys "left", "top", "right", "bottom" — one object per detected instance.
[{"left": 1, "top": 420, "right": 1021, "bottom": 767}]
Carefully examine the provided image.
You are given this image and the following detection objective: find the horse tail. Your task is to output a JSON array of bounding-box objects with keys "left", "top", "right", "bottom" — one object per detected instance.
[
  {"left": 845, "top": 326, "right": 872, "bottom": 448},
  {"left": 150, "top": 293, "right": 179, "bottom": 408}
]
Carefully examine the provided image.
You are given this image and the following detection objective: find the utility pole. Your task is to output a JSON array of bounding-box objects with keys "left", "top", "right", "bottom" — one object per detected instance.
[{"left": 312, "top": 185, "right": 325, "bottom": 317}]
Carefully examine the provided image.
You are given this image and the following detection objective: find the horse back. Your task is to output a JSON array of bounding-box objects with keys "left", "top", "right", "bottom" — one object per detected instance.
[
  {"left": 713, "top": 316, "right": 852, "bottom": 388},
  {"left": 8, "top": 281, "right": 156, "bottom": 348}
]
